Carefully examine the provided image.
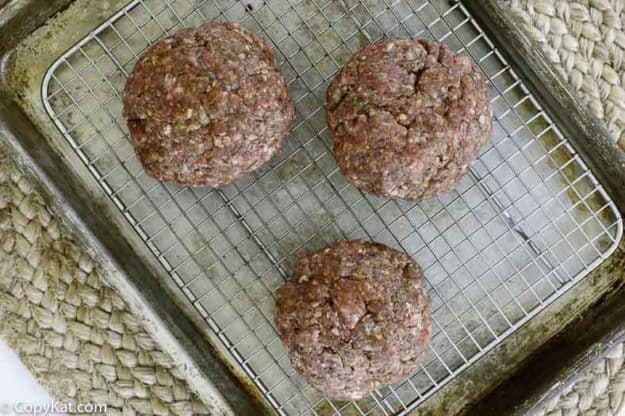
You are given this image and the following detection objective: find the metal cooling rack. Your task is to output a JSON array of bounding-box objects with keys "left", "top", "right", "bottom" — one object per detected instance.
[{"left": 42, "top": 0, "right": 623, "bottom": 414}]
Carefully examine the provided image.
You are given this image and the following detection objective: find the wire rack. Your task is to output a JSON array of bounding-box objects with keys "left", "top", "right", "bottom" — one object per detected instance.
[{"left": 42, "top": 0, "right": 623, "bottom": 414}]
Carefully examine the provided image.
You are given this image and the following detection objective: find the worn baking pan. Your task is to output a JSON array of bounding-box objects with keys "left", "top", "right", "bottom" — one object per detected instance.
[{"left": 1, "top": 0, "right": 625, "bottom": 415}]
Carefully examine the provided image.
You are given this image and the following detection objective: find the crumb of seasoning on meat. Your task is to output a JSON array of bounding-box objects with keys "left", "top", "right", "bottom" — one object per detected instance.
[
  {"left": 326, "top": 39, "right": 492, "bottom": 201},
  {"left": 123, "top": 22, "right": 295, "bottom": 188},
  {"left": 275, "top": 240, "right": 432, "bottom": 400}
]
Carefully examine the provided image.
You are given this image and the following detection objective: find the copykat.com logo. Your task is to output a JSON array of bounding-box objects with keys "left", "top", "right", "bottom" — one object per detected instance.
[{"left": 0, "top": 401, "right": 106, "bottom": 415}]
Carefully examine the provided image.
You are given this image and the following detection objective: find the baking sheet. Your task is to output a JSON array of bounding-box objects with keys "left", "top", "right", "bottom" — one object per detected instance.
[{"left": 42, "top": 0, "right": 623, "bottom": 414}]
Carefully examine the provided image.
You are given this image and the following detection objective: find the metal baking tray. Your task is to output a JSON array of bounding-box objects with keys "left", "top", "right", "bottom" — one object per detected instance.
[
  {"left": 2, "top": 0, "right": 625, "bottom": 415},
  {"left": 39, "top": 0, "right": 625, "bottom": 413}
]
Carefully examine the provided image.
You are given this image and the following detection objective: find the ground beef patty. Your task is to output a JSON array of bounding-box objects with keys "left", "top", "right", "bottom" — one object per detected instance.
[
  {"left": 123, "top": 22, "right": 294, "bottom": 187},
  {"left": 275, "top": 240, "right": 431, "bottom": 400},
  {"left": 326, "top": 39, "right": 492, "bottom": 200}
]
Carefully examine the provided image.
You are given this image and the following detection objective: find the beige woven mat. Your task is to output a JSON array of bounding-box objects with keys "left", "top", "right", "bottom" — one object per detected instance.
[
  {"left": 0, "top": 150, "right": 209, "bottom": 415},
  {"left": 1, "top": 1, "right": 625, "bottom": 416},
  {"left": 508, "top": 0, "right": 625, "bottom": 150},
  {"left": 535, "top": 343, "right": 625, "bottom": 416}
]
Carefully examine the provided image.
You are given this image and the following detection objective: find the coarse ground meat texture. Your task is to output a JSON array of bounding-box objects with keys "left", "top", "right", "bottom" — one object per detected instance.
[
  {"left": 275, "top": 240, "right": 431, "bottom": 401},
  {"left": 123, "top": 22, "right": 295, "bottom": 187},
  {"left": 326, "top": 39, "right": 492, "bottom": 200}
]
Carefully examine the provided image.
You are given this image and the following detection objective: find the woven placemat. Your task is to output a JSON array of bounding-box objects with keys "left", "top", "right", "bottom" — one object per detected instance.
[
  {"left": 535, "top": 343, "right": 625, "bottom": 416},
  {"left": 0, "top": 150, "right": 209, "bottom": 415}
]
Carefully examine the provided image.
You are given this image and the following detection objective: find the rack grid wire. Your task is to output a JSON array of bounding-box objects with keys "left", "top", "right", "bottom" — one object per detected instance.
[{"left": 42, "top": 0, "right": 623, "bottom": 415}]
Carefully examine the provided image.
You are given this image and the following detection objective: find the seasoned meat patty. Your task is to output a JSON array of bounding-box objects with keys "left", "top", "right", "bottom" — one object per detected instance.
[
  {"left": 326, "top": 39, "right": 492, "bottom": 200},
  {"left": 275, "top": 240, "right": 431, "bottom": 401},
  {"left": 123, "top": 22, "right": 295, "bottom": 187}
]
